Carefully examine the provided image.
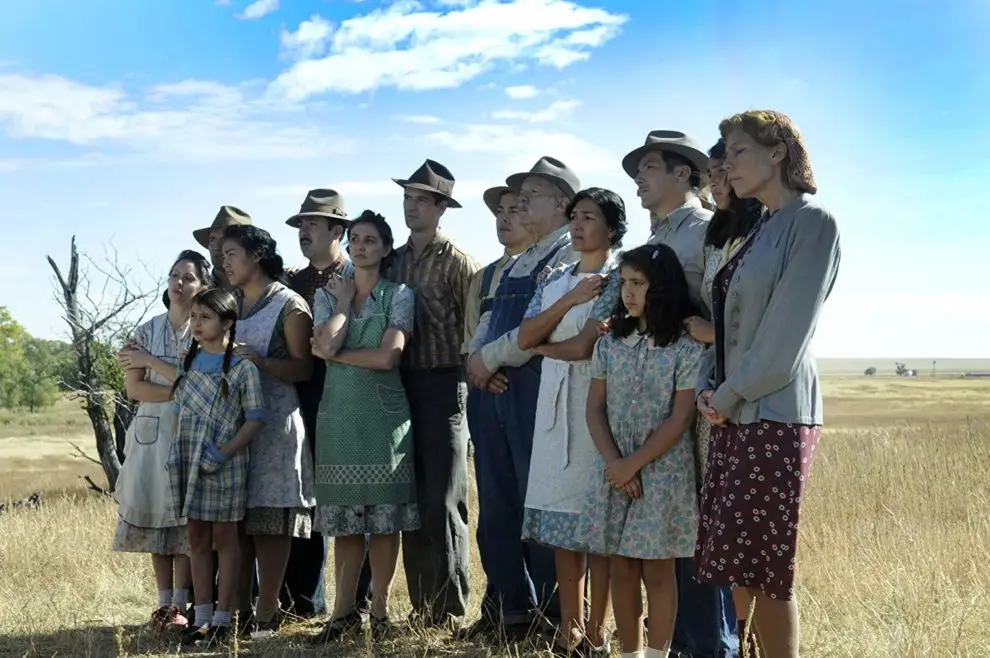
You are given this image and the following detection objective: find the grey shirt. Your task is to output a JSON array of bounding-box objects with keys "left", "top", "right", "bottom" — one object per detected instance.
[
  {"left": 700, "top": 194, "right": 841, "bottom": 426},
  {"left": 647, "top": 197, "right": 711, "bottom": 316}
]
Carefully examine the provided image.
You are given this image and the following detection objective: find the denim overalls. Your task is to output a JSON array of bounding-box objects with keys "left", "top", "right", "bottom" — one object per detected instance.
[{"left": 471, "top": 247, "right": 562, "bottom": 626}]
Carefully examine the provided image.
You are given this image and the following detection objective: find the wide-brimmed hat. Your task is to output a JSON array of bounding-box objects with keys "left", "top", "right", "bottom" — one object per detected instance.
[
  {"left": 482, "top": 185, "right": 516, "bottom": 217},
  {"left": 505, "top": 156, "right": 580, "bottom": 198},
  {"left": 621, "top": 130, "right": 709, "bottom": 179},
  {"left": 392, "top": 159, "right": 462, "bottom": 208},
  {"left": 285, "top": 189, "right": 350, "bottom": 228},
  {"left": 193, "top": 205, "right": 253, "bottom": 249}
]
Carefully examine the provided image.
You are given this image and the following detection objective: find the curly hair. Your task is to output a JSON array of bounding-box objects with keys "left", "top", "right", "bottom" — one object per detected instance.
[
  {"left": 609, "top": 243, "right": 696, "bottom": 348},
  {"left": 170, "top": 288, "right": 239, "bottom": 400},
  {"left": 162, "top": 249, "right": 212, "bottom": 309},
  {"left": 719, "top": 109, "right": 817, "bottom": 194},
  {"left": 222, "top": 225, "right": 285, "bottom": 281},
  {"left": 347, "top": 210, "right": 396, "bottom": 273},
  {"left": 705, "top": 139, "right": 765, "bottom": 249},
  {"left": 564, "top": 187, "right": 628, "bottom": 248}
]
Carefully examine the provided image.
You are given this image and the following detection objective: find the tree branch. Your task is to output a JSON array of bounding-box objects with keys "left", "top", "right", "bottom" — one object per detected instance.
[{"left": 68, "top": 442, "right": 103, "bottom": 466}]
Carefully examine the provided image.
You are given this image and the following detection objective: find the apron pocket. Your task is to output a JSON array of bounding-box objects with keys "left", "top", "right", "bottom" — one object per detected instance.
[{"left": 133, "top": 415, "right": 161, "bottom": 445}]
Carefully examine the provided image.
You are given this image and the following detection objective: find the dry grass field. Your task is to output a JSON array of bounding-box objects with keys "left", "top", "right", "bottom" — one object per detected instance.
[{"left": 1, "top": 375, "right": 988, "bottom": 657}]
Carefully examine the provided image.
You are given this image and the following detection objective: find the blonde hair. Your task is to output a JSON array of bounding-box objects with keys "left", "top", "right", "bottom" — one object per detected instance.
[{"left": 718, "top": 110, "right": 817, "bottom": 194}]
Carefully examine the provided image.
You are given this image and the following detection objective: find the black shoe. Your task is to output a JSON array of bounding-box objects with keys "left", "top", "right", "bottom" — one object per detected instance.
[
  {"left": 371, "top": 615, "right": 391, "bottom": 642},
  {"left": 249, "top": 611, "right": 282, "bottom": 640},
  {"left": 181, "top": 624, "right": 231, "bottom": 650},
  {"left": 310, "top": 610, "right": 365, "bottom": 644}
]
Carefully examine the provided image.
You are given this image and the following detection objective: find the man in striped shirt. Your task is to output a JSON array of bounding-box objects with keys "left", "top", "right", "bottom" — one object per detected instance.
[{"left": 386, "top": 159, "right": 481, "bottom": 628}]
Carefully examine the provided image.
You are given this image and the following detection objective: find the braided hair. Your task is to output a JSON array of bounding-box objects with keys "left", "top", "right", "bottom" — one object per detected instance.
[{"left": 170, "top": 288, "right": 240, "bottom": 400}]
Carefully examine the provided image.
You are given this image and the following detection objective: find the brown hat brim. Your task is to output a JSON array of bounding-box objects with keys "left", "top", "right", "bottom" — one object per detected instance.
[
  {"left": 193, "top": 227, "right": 211, "bottom": 249},
  {"left": 505, "top": 171, "right": 576, "bottom": 198},
  {"left": 285, "top": 212, "right": 352, "bottom": 229},
  {"left": 482, "top": 185, "right": 514, "bottom": 217},
  {"left": 621, "top": 143, "right": 710, "bottom": 179},
  {"left": 392, "top": 179, "right": 462, "bottom": 209}
]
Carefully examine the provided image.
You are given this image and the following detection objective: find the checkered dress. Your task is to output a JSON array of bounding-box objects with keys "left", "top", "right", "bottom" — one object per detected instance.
[{"left": 168, "top": 351, "right": 265, "bottom": 523}]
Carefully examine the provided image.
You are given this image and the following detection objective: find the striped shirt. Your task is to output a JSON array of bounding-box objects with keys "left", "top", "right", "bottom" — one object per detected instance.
[{"left": 386, "top": 232, "right": 481, "bottom": 371}]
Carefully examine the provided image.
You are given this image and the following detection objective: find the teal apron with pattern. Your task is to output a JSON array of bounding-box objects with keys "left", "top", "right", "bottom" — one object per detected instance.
[{"left": 314, "top": 282, "right": 416, "bottom": 506}]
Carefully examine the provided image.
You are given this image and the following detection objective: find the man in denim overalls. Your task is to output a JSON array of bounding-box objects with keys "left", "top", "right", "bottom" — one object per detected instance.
[{"left": 463, "top": 157, "right": 581, "bottom": 640}]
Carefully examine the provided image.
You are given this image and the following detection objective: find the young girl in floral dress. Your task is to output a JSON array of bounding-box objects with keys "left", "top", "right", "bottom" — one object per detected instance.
[
  {"left": 169, "top": 288, "right": 266, "bottom": 649},
  {"left": 578, "top": 244, "right": 704, "bottom": 658}
]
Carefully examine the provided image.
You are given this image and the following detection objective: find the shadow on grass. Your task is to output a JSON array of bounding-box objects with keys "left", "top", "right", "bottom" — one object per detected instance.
[{"left": 0, "top": 620, "right": 555, "bottom": 657}]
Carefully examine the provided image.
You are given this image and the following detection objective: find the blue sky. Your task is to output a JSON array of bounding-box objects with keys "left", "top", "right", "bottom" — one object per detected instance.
[{"left": 1, "top": 0, "right": 988, "bottom": 358}]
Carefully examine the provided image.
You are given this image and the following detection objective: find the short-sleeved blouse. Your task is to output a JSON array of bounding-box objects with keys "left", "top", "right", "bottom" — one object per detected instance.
[
  {"left": 313, "top": 281, "right": 415, "bottom": 336},
  {"left": 524, "top": 261, "right": 620, "bottom": 322}
]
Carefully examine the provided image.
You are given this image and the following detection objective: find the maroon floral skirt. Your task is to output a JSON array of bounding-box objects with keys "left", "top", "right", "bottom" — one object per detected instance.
[{"left": 693, "top": 420, "right": 821, "bottom": 601}]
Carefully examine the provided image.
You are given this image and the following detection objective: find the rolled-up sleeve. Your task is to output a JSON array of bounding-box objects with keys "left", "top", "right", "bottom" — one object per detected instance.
[
  {"left": 462, "top": 268, "right": 485, "bottom": 354},
  {"left": 711, "top": 208, "right": 841, "bottom": 416}
]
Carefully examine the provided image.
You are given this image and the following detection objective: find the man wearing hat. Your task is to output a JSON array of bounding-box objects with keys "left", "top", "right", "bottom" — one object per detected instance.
[
  {"left": 622, "top": 129, "right": 714, "bottom": 312},
  {"left": 192, "top": 205, "right": 253, "bottom": 290},
  {"left": 280, "top": 189, "right": 374, "bottom": 619},
  {"left": 462, "top": 185, "right": 533, "bottom": 355},
  {"left": 386, "top": 159, "right": 480, "bottom": 628},
  {"left": 618, "top": 132, "right": 739, "bottom": 658},
  {"left": 463, "top": 156, "right": 583, "bottom": 639}
]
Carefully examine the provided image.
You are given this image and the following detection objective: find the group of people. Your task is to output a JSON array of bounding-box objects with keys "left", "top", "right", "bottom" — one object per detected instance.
[{"left": 111, "top": 108, "right": 841, "bottom": 658}]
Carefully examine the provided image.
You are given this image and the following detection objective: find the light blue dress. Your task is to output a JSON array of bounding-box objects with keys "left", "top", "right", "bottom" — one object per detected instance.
[{"left": 575, "top": 331, "right": 703, "bottom": 560}]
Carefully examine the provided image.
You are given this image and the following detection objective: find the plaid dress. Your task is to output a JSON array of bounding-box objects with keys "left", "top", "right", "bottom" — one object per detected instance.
[{"left": 169, "top": 351, "right": 265, "bottom": 523}]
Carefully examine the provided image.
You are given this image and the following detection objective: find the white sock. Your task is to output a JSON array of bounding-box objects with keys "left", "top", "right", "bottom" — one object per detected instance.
[
  {"left": 193, "top": 603, "right": 214, "bottom": 628},
  {"left": 172, "top": 588, "right": 189, "bottom": 609},
  {"left": 157, "top": 589, "right": 172, "bottom": 609},
  {"left": 621, "top": 652, "right": 645, "bottom": 658},
  {"left": 212, "top": 609, "right": 233, "bottom": 628},
  {"left": 645, "top": 649, "right": 668, "bottom": 658}
]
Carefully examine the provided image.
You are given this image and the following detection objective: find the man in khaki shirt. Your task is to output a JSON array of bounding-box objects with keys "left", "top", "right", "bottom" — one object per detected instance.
[{"left": 620, "top": 131, "right": 739, "bottom": 658}]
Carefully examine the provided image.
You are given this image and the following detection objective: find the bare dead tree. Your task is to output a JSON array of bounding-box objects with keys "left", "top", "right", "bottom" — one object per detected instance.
[{"left": 47, "top": 236, "right": 158, "bottom": 493}]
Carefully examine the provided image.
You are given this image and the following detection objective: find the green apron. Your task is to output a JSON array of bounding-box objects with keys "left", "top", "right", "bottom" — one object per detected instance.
[{"left": 314, "top": 282, "right": 416, "bottom": 506}]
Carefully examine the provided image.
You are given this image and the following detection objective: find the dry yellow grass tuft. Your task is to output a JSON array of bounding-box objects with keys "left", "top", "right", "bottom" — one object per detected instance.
[{"left": 1, "top": 376, "right": 988, "bottom": 657}]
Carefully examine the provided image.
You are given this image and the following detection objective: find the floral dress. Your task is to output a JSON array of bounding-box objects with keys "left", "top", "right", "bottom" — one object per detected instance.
[
  {"left": 575, "top": 332, "right": 703, "bottom": 560},
  {"left": 168, "top": 351, "right": 265, "bottom": 523},
  {"left": 313, "top": 281, "right": 421, "bottom": 536}
]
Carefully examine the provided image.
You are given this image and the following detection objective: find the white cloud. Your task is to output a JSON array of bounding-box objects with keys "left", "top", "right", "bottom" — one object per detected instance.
[
  {"left": 505, "top": 84, "right": 539, "bottom": 99},
  {"left": 425, "top": 123, "right": 619, "bottom": 178},
  {"left": 270, "top": 0, "right": 627, "bottom": 100},
  {"left": 237, "top": 0, "right": 279, "bottom": 20},
  {"left": 280, "top": 15, "right": 334, "bottom": 61},
  {"left": 395, "top": 114, "right": 443, "bottom": 124},
  {"left": 491, "top": 99, "right": 580, "bottom": 123},
  {"left": 256, "top": 179, "right": 490, "bottom": 201},
  {"left": 0, "top": 73, "right": 354, "bottom": 163}
]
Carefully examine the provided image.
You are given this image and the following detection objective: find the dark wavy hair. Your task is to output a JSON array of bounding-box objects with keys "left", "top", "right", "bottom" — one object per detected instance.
[
  {"left": 706, "top": 139, "right": 764, "bottom": 249},
  {"left": 222, "top": 224, "right": 285, "bottom": 282},
  {"left": 565, "top": 187, "right": 628, "bottom": 248},
  {"left": 161, "top": 250, "right": 212, "bottom": 309},
  {"left": 610, "top": 243, "right": 695, "bottom": 348},
  {"left": 171, "top": 288, "right": 239, "bottom": 400},
  {"left": 347, "top": 210, "right": 396, "bottom": 273}
]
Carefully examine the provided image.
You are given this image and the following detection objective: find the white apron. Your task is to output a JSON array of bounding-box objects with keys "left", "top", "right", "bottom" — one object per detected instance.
[
  {"left": 237, "top": 283, "right": 315, "bottom": 509},
  {"left": 524, "top": 268, "right": 606, "bottom": 514},
  {"left": 114, "top": 314, "right": 190, "bottom": 528}
]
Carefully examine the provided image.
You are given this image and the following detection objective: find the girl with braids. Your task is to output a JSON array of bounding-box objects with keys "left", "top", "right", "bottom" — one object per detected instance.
[
  {"left": 577, "top": 244, "right": 704, "bottom": 658},
  {"left": 221, "top": 224, "right": 315, "bottom": 637},
  {"left": 169, "top": 288, "right": 266, "bottom": 649},
  {"left": 114, "top": 250, "right": 211, "bottom": 632}
]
